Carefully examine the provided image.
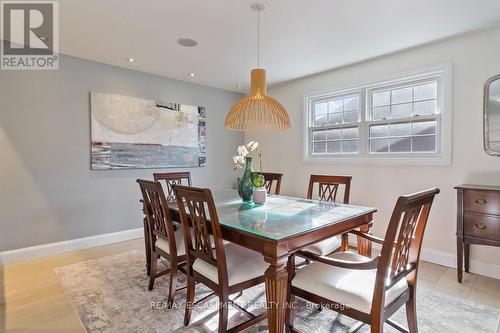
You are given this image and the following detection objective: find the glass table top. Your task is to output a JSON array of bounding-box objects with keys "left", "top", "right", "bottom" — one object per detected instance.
[{"left": 171, "top": 190, "right": 376, "bottom": 241}]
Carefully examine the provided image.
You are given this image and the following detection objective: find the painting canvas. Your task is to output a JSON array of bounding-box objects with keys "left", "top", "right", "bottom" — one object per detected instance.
[{"left": 90, "top": 92, "right": 206, "bottom": 170}]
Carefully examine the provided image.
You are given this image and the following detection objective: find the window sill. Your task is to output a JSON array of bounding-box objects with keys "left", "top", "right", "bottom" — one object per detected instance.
[{"left": 303, "top": 154, "right": 451, "bottom": 166}]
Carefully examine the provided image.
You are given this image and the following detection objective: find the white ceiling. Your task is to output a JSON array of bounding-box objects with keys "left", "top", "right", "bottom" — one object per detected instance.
[{"left": 59, "top": 0, "right": 500, "bottom": 92}]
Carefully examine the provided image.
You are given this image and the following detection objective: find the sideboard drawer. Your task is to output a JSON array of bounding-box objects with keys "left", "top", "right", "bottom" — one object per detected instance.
[
  {"left": 464, "top": 213, "right": 500, "bottom": 239},
  {"left": 464, "top": 190, "right": 500, "bottom": 215}
]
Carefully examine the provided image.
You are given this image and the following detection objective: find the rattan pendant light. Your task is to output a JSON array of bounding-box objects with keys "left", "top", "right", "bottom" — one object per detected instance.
[{"left": 224, "top": 3, "right": 290, "bottom": 131}]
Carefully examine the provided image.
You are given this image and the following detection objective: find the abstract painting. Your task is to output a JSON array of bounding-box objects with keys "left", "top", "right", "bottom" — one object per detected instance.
[{"left": 90, "top": 92, "right": 206, "bottom": 170}]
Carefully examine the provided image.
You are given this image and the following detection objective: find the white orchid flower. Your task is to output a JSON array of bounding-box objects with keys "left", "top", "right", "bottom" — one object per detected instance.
[
  {"left": 235, "top": 155, "right": 245, "bottom": 164},
  {"left": 232, "top": 155, "right": 245, "bottom": 170},
  {"left": 233, "top": 141, "right": 260, "bottom": 172},
  {"left": 237, "top": 145, "right": 249, "bottom": 156},
  {"left": 246, "top": 141, "right": 259, "bottom": 152}
]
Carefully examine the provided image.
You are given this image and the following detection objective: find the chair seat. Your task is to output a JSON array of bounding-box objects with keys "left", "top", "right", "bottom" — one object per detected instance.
[
  {"left": 301, "top": 235, "right": 341, "bottom": 256},
  {"left": 292, "top": 251, "right": 408, "bottom": 313},
  {"left": 193, "top": 243, "right": 267, "bottom": 286},
  {"left": 155, "top": 226, "right": 187, "bottom": 256}
]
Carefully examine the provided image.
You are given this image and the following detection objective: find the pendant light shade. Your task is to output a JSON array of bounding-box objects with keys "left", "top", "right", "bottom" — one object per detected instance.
[
  {"left": 225, "top": 69, "right": 290, "bottom": 131},
  {"left": 224, "top": 3, "right": 290, "bottom": 132}
]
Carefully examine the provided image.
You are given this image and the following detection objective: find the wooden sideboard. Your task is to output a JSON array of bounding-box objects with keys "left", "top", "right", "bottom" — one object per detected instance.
[{"left": 455, "top": 184, "right": 500, "bottom": 282}]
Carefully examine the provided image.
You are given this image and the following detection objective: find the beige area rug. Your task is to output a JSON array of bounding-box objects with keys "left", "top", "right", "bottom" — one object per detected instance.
[{"left": 55, "top": 250, "right": 499, "bottom": 333}]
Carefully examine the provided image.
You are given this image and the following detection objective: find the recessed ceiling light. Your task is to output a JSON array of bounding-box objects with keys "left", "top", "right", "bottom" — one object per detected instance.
[
  {"left": 126, "top": 57, "right": 136, "bottom": 63},
  {"left": 177, "top": 38, "right": 198, "bottom": 47},
  {"left": 188, "top": 73, "right": 195, "bottom": 77},
  {"left": 236, "top": 84, "right": 244, "bottom": 88},
  {"left": 38, "top": 35, "right": 49, "bottom": 41}
]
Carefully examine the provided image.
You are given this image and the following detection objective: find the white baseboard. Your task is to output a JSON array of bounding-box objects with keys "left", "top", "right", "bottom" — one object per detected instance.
[
  {"left": 420, "top": 248, "right": 500, "bottom": 280},
  {"left": 365, "top": 242, "right": 500, "bottom": 280},
  {"left": 0, "top": 228, "right": 143, "bottom": 265}
]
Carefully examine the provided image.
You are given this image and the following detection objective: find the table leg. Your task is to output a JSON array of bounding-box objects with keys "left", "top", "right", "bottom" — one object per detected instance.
[
  {"left": 341, "top": 233, "right": 349, "bottom": 251},
  {"left": 265, "top": 257, "right": 288, "bottom": 333},
  {"left": 357, "top": 223, "right": 372, "bottom": 257}
]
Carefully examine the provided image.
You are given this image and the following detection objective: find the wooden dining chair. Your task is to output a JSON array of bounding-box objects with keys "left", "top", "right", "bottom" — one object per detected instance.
[
  {"left": 173, "top": 185, "right": 268, "bottom": 333},
  {"left": 261, "top": 172, "right": 283, "bottom": 195},
  {"left": 140, "top": 172, "right": 191, "bottom": 275},
  {"left": 137, "top": 179, "right": 188, "bottom": 308},
  {"left": 299, "top": 174, "right": 352, "bottom": 257},
  {"left": 286, "top": 188, "right": 440, "bottom": 333},
  {"left": 153, "top": 171, "right": 192, "bottom": 202},
  {"left": 306, "top": 174, "right": 351, "bottom": 203}
]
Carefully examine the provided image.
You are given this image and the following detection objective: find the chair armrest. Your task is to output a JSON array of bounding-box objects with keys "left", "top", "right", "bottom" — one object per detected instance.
[
  {"left": 299, "top": 251, "right": 380, "bottom": 270},
  {"left": 346, "top": 230, "right": 397, "bottom": 248},
  {"left": 386, "top": 264, "right": 416, "bottom": 288}
]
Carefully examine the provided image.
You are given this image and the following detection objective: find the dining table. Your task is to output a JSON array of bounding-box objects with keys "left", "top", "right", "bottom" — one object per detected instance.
[{"left": 168, "top": 190, "right": 376, "bottom": 333}]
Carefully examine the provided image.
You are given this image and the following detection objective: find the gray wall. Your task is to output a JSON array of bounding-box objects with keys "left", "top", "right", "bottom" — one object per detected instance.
[{"left": 0, "top": 55, "right": 244, "bottom": 251}]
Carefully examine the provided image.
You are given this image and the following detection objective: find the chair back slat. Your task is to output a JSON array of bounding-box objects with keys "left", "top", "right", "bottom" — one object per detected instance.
[
  {"left": 173, "top": 185, "right": 228, "bottom": 285},
  {"left": 391, "top": 206, "right": 422, "bottom": 275},
  {"left": 373, "top": 188, "right": 439, "bottom": 307},
  {"left": 307, "top": 175, "right": 352, "bottom": 204},
  {"left": 186, "top": 198, "right": 214, "bottom": 261},
  {"left": 261, "top": 172, "right": 283, "bottom": 195},
  {"left": 319, "top": 183, "right": 340, "bottom": 202},
  {"left": 137, "top": 179, "right": 177, "bottom": 254},
  {"left": 154, "top": 172, "right": 192, "bottom": 202}
]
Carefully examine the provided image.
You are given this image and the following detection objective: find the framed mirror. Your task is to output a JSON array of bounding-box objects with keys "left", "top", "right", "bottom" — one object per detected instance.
[{"left": 484, "top": 75, "right": 500, "bottom": 155}]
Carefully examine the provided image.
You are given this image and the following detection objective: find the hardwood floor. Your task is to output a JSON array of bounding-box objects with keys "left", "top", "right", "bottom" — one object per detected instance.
[
  {"left": 1, "top": 239, "right": 144, "bottom": 333},
  {"left": 1, "top": 238, "right": 499, "bottom": 332}
]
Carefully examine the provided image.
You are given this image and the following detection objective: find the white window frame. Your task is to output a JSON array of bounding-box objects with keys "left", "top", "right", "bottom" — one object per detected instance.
[
  {"left": 309, "top": 92, "right": 362, "bottom": 155},
  {"left": 303, "top": 63, "right": 452, "bottom": 165}
]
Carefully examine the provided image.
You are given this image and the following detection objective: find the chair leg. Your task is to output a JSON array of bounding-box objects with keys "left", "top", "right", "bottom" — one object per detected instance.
[
  {"left": 285, "top": 294, "right": 295, "bottom": 333},
  {"left": 406, "top": 286, "right": 418, "bottom": 333},
  {"left": 143, "top": 219, "right": 151, "bottom": 276},
  {"left": 218, "top": 294, "right": 229, "bottom": 333},
  {"left": 370, "top": 317, "right": 383, "bottom": 333},
  {"left": 184, "top": 276, "right": 196, "bottom": 327},
  {"left": 167, "top": 263, "right": 178, "bottom": 308},
  {"left": 148, "top": 251, "right": 157, "bottom": 291}
]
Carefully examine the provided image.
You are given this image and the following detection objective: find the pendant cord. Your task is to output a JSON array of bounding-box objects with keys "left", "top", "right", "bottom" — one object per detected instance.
[{"left": 257, "top": 8, "right": 260, "bottom": 69}]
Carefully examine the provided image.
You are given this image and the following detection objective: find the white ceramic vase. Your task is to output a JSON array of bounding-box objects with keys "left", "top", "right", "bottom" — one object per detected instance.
[{"left": 253, "top": 187, "right": 267, "bottom": 204}]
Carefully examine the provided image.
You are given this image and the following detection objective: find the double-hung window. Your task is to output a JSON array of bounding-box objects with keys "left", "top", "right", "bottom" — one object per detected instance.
[
  {"left": 305, "top": 64, "right": 451, "bottom": 164},
  {"left": 311, "top": 94, "right": 360, "bottom": 154},
  {"left": 367, "top": 80, "right": 438, "bottom": 154}
]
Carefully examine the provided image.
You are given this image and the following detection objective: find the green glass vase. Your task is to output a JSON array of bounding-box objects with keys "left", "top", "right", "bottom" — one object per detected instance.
[{"left": 238, "top": 156, "right": 254, "bottom": 202}]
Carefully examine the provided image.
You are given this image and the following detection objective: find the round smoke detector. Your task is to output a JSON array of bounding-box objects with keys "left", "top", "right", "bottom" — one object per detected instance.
[{"left": 177, "top": 38, "right": 198, "bottom": 47}]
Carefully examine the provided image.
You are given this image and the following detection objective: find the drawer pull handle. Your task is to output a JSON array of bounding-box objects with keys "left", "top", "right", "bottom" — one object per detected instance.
[
  {"left": 475, "top": 199, "right": 487, "bottom": 205},
  {"left": 474, "top": 223, "right": 487, "bottom": 230}
]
